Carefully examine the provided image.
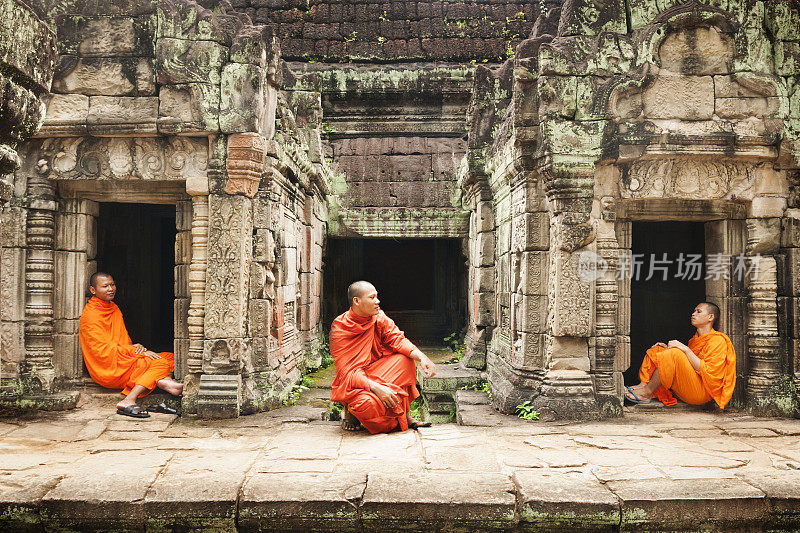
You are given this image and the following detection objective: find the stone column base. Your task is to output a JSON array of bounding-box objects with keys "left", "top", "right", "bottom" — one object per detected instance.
[
  {"left": 0, "top": 383, "right": 79, "bottom": 414},
  {"left": 198, "top": 374, "right": 241, "bottom": 419}
]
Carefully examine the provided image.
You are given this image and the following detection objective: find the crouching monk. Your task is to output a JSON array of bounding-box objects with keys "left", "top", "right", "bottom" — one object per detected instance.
[
  {"left": 79, "top": 272, "right": 183, "bottom": 418},
  {"left": 625, "top": 302, "right": 736, "bottom": 408},
  {"left": 330, "top": 281, "right": 437, "bottom": 433}
]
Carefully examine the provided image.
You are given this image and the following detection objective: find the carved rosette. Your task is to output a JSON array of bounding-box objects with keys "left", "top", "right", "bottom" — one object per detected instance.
[{"left": 225, "top": 133, "right": 267, "bottom": 197}]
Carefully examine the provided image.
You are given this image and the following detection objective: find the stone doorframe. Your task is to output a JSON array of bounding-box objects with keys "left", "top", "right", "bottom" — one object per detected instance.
[{"left": 595, "top": 152, "right": 791, "bottom": 414}]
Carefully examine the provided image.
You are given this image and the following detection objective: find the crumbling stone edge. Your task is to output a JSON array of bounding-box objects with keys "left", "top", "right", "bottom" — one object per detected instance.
[{"left": 2, "top": 469, "right": 799, "bottom": 531}]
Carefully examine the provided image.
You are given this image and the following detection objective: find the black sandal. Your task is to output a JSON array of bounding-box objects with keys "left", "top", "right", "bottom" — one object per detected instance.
[
  {"left": 116, "top": 405, "right": 150, "bottom": 418},
  {"left": 148, "top": 402, "right": 178, "bottom": 415}
]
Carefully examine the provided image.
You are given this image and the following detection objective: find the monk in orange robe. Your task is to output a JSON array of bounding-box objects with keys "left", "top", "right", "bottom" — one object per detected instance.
[
  {"left": 625, "top": 302, "right": 736, "bottom": 408},
  {"left": 79, "top": 272, "right": 183, "bottom": 418},
  {"left": 330, "top": 281, "right": 437, "bottom": 433}
]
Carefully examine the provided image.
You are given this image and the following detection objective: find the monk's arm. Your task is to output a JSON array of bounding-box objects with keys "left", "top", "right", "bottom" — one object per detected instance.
[
  {"left": 408, "top": 348, "right": 436, "bottom": 377},
  {"left": 667, "top": 340, "right": 704, "bottom": 372}
]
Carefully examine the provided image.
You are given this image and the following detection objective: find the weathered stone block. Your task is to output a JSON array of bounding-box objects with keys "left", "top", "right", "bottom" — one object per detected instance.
[
  {"left": 473, "top": 266, "right": 494, "bottom": 293},
  {"left": 1, "top": 247, "right": 25, "bottom": 323},
  {"left": 659, "top": 27, "right": 733, "bottom": 75},
  {"left": 512, "top": 212, "right": 549, "bottom": 252},
  {"left": 475, "top": 292, "right": 495, "bottom": 327},
  {"left": 551, "top": 250, "right": 592, "bottom": 337},
  {"left": 174, "top": 230, "right": 191, "bottom": 265},
  {"left": 158, "top": 83, "right": 220, "bottom": 134},
  {"left": 1, "top": 206, "right": 26, "bottom": 247},
  {"left": 787, "top": 248, "right": 800, "bottom": 296},
  {"left": 57, "top": 15, "right": 153, "bottom": 57},
  {"left": 40, "top": 94, "right": 89, "bottom": 135},
  {"left": 517, "top": 294, "right": 548, "bottom": 334},
  {"left": 249, "top": 299, "right": 271, "bottom": 338},
  {"left": 474, "top": 231, "right": 495, "bottom": 267},
  {"left": 749, "top": 197, "right": 787, "bottom": 218},
  {"left": 557, "top": 0, "right": 626, "bottom": 36},
  {"left": 476, "top": 201, "right": 494, "bottom": 232},
  {"left": 537, "top": 75, "right": 577, "bottom": 118},
  {"left": 716, "top": 97, "right": 780, "bottom": 119},
  {"left": 54, "top": 251, "right": 88, "bottom": 319},
  {"left": 203, "top": 338, "right": 250, "bottom": 375},
  {"left": 54, "top": 332, "right": 82, "bottom": 380},
  {"left": 616, "top": 335, "right": 630, "bottom": 373},
  {"left": 87, "top": 96, "right": 158, "bottom": 136},
  {"left": 517, "top": 251, "right": 549, "bottom": 295},
  {"left": 0, "top": 321, "right": 24, "bottom": 378},
  {"left": 775, "top": 41, "right": 800, "bottom": 76},
  {"left": 513, "top": 332, "right": 545, "bottom": 370},
  {"left": 220, "top": 63, "right": 277, "bottom": 137},
  {"left": 174, "top": 297, "right": 189, "bottom": 340},
  {"left": 174, "top": 264, "right": 189, "bottom": 298},
  {"left": 155, "top": 38, "right": 227, "bottom": 85},
  {"left": 643, "top": 76, "right": 714, "bottom": 120},
  {"left": 53, "top": 57, "right": 154, "bottom": 96},
  {"left": 782, "top": 214, "right": 800, "bottom": 248},
  {"left": 56, "top": 212, "right": 93, "bottom": 252},
  {"left": 198, "top": 373, "right": 241, "bottom": 419}
]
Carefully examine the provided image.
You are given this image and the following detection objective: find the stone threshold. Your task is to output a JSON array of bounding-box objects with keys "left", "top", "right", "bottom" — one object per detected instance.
[{"left": 4, "top": 467, "right": 798, "bottom": 531}]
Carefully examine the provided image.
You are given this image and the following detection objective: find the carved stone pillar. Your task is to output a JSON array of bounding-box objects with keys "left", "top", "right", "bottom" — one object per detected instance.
[
  {"left": 594, "top": 219, "right": 622, "bottom": 416},
  {"left": 534, "top": 161, "right": 599, "bottom": 419},
  {"left": 186, "top": 176, "right": 209, "bottom": 375},
  {"left": 23, "top": 169, "right": 57, "bottom": 393}
]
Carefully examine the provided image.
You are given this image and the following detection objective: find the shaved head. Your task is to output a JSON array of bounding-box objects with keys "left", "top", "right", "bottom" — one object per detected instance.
[
  {"left": 89, "top": 271, "right": 112, "bottom": 288},
  {"left": 347, "top": 281, "right": 375, "bottom": 302},
  {"left": 701, "top": 301, "right": 721, "bottom": 329}
]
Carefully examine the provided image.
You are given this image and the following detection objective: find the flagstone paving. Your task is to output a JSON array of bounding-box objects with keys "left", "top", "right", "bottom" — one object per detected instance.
[{"left": 1, "top": 390, "right": 800, "bottom": 531}]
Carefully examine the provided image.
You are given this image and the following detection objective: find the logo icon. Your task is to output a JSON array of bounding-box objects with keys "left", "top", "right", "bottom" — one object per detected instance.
[{"left": 577, "top": 251, "right": 607, "bottom": 283}]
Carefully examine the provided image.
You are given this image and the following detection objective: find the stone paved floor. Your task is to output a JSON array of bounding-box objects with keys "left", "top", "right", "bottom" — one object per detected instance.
[{"left": 2, "top": 391, "right": 800, "bottom": 531}]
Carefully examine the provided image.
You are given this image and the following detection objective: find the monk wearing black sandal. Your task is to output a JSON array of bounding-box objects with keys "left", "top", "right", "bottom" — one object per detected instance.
[
  {"left": 79, "top": 272, "right": 183, "bottom": 418},
  {"left": 330, "top": 281, "right": 436, "bottom": 433}
]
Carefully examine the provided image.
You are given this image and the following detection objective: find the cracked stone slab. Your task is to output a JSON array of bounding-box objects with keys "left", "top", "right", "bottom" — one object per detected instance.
[
  {"left": 643, "top": 447, "right": 747, "bottom": 468},
  {"left": 239, "top": 473, "right": 365, "bottom": 531},
  {"left": 0, "top": 469, "right": 66, "bottom": 531},
  {"left": 514, "top": 469, "right": 620, "bottom": 529},
  {"left": 258, "top": 423, "right": 342, "bottom": 461},
  {"left": 725, "top": 428, "right": 780, "bottom": 438},
  {"left": 499, "top": 446, "right": 587, "bottom": 469},
  {"left": 737, "top": 470, "right": 800, "bottom": 529},
  {"left": 144, "top": 450, "right": 257, "bottom": 529},
  {"left": 424, "top": 446, "right": 501, "bottom": 472},
  {"left": 610, "top": 477, "right": 768, "bottom": 530},
  {"left": 338, "top": 430, "right": 420, "bottom": 462},
  {"left": 591, "top": 464, "right": 662, "bottom": 482},
  {"left": 360, "top": 472, "right": 516, "bottom": 530},
  {"left": 41, "top": 450, "right": 172, "bottom": 530},
  {"left": 4, "top": 420, "right": 106, "bottom": 442}
]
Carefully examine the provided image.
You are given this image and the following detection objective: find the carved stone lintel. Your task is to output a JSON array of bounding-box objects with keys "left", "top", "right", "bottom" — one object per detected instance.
[{"left": 225, "top": 133, "right": 266, "bottom": 197}]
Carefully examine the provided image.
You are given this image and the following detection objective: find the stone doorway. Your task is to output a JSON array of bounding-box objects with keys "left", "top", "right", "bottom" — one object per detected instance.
[
  {"left": 96, "top": 203, "right": 176, "bottom": 353},
  {"left": 625, "top": 221, "right": 707, "bottom": 385},
  {"left": 324, "top": 238, "right": 466, "bottom": 345}
]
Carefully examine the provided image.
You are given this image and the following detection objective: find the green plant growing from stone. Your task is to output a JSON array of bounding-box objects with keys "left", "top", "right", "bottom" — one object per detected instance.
[
  {"left": 377, "top": 37, "right": 386, "bottom": 45},
  {"left": 515, "top": 401, "right": 540, "bottom": 421},
  {"left": 283, "top": 376, "right": 314, "bottom": 406},
  {"left": 344, "top": 31, "right": 357, "bottom": 43},
  {"left": 443, "top": 331, "right": 465, "bottom": 362},
  {"left": 409, "top": 397, "right": 424, "bottom": 421},
  {"left": 460, "top": 380, "right": 492, "bottom": 402}
]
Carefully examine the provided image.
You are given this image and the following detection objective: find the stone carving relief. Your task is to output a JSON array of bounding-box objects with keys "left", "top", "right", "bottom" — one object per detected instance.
[
  {"left": 204, "top": 194, "right": 253, "bottom": 340},
  {"left": 620, "top": 159, "right": 754, "bottom": 200},
  {"left": 42, "top": 136, "right": 208, "bottom": 180}
]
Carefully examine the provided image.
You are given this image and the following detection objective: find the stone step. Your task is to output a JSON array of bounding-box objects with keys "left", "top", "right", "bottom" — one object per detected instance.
[
  {"left": 417, "top": 362, "right": 483, "bottom": 423},
  {"left": 455, "top": 389, "right": 516, "bottom": 427}
]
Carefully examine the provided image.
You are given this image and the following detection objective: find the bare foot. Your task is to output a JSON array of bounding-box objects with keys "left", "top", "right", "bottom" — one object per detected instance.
[
  {"left": 116, "top": 398, "right": 138, "bottom": 410},
  {"left": 407, "top": 413, "right": 431, "bottom": 429},
  {"left": 156, "top": 378, "right": 184, "bottom": 396}
]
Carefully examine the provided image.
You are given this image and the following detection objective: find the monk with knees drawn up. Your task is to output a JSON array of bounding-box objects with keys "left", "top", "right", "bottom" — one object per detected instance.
[
  {"left": 79, "top": 272, "right": 183, "bottom": 418},
  {"left": 330, "top": 281, "right": 437, "bottom": 433},
  {"left": 625, "top": 302, "right": 736, "bottom": 408}
]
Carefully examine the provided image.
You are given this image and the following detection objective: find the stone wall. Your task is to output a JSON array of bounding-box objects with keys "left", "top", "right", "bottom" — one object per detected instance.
[
  {"left": 461, "top": 0, "right": 800, "bottom": 418},
  {"left": 231, "top": 0, "right": 535, "bottom": 62},
  {"left": 1, "top": 0, "right": 332, "bottom": 415}
]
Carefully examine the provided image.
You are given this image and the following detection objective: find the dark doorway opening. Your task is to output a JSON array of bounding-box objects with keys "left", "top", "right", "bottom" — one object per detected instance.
[
  {"left": 96, "top": 203, "right": 176, "bottom": 353},
  {"left": 324, "top": 238, "right": 466, "bottom": 345},
  {"left": 625, "top": 221, "right": 706, "bottom": 385}
]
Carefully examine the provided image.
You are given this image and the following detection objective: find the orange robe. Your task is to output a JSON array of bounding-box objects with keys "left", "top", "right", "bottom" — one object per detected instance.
[
  {"left": 330, "top": 309, "right": 419, "bottom": 434},
  {"left": 639, "top": 330, "right": 736, "bottom": 408},
  {"left": 79, "top": 296, "right": 174, "bottom": 397}
]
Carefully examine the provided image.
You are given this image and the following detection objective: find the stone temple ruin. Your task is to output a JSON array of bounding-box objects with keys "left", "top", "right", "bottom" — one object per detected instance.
[{"left": 1, "top": 0, "right": 799, "bottom": 420}]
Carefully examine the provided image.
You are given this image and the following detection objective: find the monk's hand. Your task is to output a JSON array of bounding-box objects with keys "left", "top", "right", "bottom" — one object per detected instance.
[
  {"left": 652, "top": 342, "right": 667, "bottom": 349},
  {"left": 419, "top": 355, "right": 436, "bottom": 378},
  {"left": 143, "top": 350, "right": 161, "bottom": 360},
  {"left": 667, "top": 340, "right": 685, "bottom": 351},
  {"left": 370, "top": 382, "right": 399, "bottom": 410},
  {"left": 132, "top": 343, "right": 146, "bottom": 354}
]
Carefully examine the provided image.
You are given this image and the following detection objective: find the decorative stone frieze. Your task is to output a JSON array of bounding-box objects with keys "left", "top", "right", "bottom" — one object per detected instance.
[{"left": 225, "top": 133, "right": 267, "bottom": 197}]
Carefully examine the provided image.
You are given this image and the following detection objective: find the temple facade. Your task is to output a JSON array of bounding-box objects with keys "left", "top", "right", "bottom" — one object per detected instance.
[{"left": 1, "top": 0, "right": 799, "bottom": 419}]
